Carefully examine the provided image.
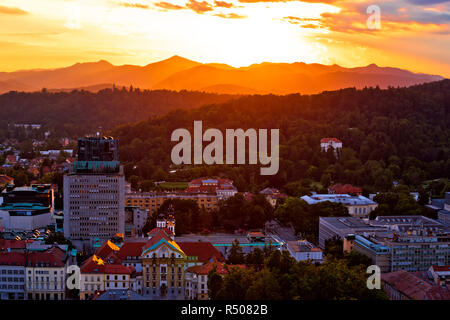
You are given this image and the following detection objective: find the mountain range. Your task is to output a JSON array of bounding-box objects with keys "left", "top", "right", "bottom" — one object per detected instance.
[{"left": 0, "top": 55, "right": 444, "bottom": 95}]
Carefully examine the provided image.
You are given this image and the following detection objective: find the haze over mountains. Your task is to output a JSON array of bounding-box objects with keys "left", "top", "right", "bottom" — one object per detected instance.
[{"left": 0, "top": 56, "right": 444, "bottom": 95}]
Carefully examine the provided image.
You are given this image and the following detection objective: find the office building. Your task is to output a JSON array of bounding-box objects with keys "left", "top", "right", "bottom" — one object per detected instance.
[
  {"left": 64, "top": 136, "right": 125, "bottom": 251},
  {"left": 302, "top": 194, "right": 378, "bottom": 218},
  {"left": 321, "top": 215, "right": 450, "bottom": 272},
  {"left": 286, "top": 240, "right": 323, "bottom": 263},
  {"left": 77, "top": 136, "right": 119, "bottom": 162}
]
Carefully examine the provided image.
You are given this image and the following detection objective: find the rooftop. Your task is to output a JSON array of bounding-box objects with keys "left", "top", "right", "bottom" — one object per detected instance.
[
  {"left": 382, "top": 270, "right": 450, "bottom": 300},
  {"left": 301, "top": 194, "right": 376, "bottom": 206},
  {"left": 186, "top": 261, "right": 244, "bottom": 275},
  {"left": 178, "top": 242, "right": 225, "bottom": 263},
  {"left": 287, "top": 240, "right": 322, "bottom": 253}
]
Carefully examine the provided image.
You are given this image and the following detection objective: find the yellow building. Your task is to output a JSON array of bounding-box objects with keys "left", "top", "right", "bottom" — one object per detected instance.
[
  {"left": 125, "top": 192, "right": 219, "bottom": 215},
  {"left": 141, "top": 228, "right": 186, "bottom": 299}
]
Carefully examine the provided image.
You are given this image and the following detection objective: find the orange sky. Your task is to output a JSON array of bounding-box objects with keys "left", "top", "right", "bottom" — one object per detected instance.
[{"left": 0, "top": 0, "right": 449, "bottom": 77}]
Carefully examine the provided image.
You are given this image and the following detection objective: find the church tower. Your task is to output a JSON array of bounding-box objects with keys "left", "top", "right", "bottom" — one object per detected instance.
[
  {"left": 156, "top": 211, "right": 167, "bottom": 229},
  {"left": 166, "top": 205, "right": 176, "bottom": 235}
]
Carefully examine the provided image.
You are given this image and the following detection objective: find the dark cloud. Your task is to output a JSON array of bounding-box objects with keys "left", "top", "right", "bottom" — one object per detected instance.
[
  {"left": 186, "top": 0, "right": 214, "bottom": 13},
  {"left": 214, "top": 1, "right": 236, "bottom": 8},
  {"left": 154, "top": 1, "right": 185, "bottom": 10},
  {"left": 214, "top": 12, "right": 247, "bottom": 18},
  {"left": 405, "top": 0, "right": 450, "bottom": 5},
  {"left": 0, "top": 5, "right": 28, "bottom": 15}
]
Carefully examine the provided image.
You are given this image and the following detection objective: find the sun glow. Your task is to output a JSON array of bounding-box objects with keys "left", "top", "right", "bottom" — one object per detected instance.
[{"left": 0, "top": 0, "right": 449, "bottom": 77}]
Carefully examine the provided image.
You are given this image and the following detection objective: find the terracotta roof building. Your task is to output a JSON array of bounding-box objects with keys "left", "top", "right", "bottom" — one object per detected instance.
[{"left": 382, "top": 270, "right": 450, "bottom": 300}]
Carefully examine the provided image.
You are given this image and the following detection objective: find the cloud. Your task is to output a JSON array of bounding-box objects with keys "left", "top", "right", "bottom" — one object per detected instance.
[
  {"left": 186, "top": 0, "right": 214, "bottom": 13},
  {"left": 118, "top": 2, "right": 150, "bottom": 9},
  {"left": 237, "top": 0, "right": 338, "bottom": 3},
  {"left": 301, "top": 24, "right": 319, "bottom": 29},
  {"left": 154, "top": 1, "right": 185, "bottom": 10},
  {"left": 0, "top": 5, "right": 28, "bottom": 15},
  {"left": 214, "top": 12, "right": 247, "bottom": 18},
  {"left": 214, "top": 0, "right": 236, "bottom": 7},
  {"left": 283, "top": 16, "right": 321, "bottom": 24},
  {"left": 405, "top": 0, "right": 450, "bottom": 5}
]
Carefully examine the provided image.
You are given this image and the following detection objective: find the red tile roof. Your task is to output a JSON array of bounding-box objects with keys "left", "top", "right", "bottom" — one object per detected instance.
[
  {"left": 186, "top": 261, "right": 244, "bottom": 275},
  {"left": 95, "top": 240, "right": 120, "bottom": 260},
  {"left": 117, "top": 242, "right": 146, "bottom": 259},
  {"left": 321, "top": 138, "right": 342, "bottom": 143},
  {"left": 186, "top": 178, "right": 235, "bottom": 193},
  {"left": 0, "top": 252, "right": 26, "bottom": 265},
  {"left": 328, "top": 184, "right": 362, "bottom": 195},
  {"left": 81, "top": 255, "right": 106, "bottom": 273},
  {"left": 104, "top": 264, "right": 134, "bottom": 275},
  {"left": 0, "top": 175, "right": 14, "bottom": 184},
  {"left": 0, "top": 239, "right": 27, "bottom": 251},
  {"left": 382, "top": 270, "right": 450, "bottom": 300},
  {"left": 147, "top": 227, "right": 173, "bottom": 237},
  {"left": 143, "top": 228, "right": 174, "bottom": 252},
  {"left": 178, "top": 242, "right": 225, "bottom": 263},
  {"left": 26, "top": 246, "right": 66, "bottom": 267},
  {"left": 431, "top": 265, "right": 450, "bottom": 272}
]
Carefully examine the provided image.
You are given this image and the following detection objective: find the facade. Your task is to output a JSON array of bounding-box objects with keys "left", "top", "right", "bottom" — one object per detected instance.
[
  {"left": 438, "top": 192, "right": 450, "bottom": 226},
  {"left": 428, "top": 265, "right": 450, "bottom": 286},
  {"left": 117, "top": 241, "right": 146, "bottom": 272},
  {"left": 320, "top": 138, "right": 342, "bottom": 154},
  {"left": 321, "top": 215, "right": 450, "bottom": 272},
  {"left": 64, "top": 136, "right": 125, "bottom": 250},
  {"left": 125, "top": 206, "right": 148, "bottom": 238},
  {"left": 301, "top": 194, "right": 378, "bottom": 218},
  {"left": 141, "top": 228, "right": 186, "bottom": 299},
  {"left": 318, "top": 216, "right": 386, "bottom": 248},
  {"left": 125, "top": 191, "right": 219, "bottom": 215},
  {"left": 186, "top": 178, "right": 237, "bottom": 199},
  {"left": 0, "top": 184, "right": 54, "bottom": 232},
  {"left": 351, "top": 235, "right": 391, "bottom": 272},
  {"left": 0, "top": 252, "right": 26, "bottom": 300},
  {"left": 382, "top": 270, "right": 450, "bottom": 300},
  {"left": 185, "top": 261, "right": 243, "bottom": 300},
  {"left": 104, "top": 264, "right": 139, "bottom": 292},
  {"left": 259, "top": 188, "right": 288, "bottom": 207},
  {"left": 80, "top": 254, "right": 106, "bottom": 300},
  {"left": 25, "top": 246, "right": 68, "bottom": 300},
  {"left": 286, "top": 240, "right": 323, "bottom": 263}
]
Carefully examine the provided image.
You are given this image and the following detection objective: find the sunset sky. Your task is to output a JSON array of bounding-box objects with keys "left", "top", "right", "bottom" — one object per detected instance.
[{"left": 0, "top": 0, "right": 449, "bottom": 77}]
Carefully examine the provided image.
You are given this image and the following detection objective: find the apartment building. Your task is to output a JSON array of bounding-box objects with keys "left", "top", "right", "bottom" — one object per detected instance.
[
  {"left": 185, "top": 261, "right": 244, "bottom": 300},
  {"left": 125, "top": 192, "right": 219, "bottom": 216},
  {"left": 0, "top": 252, "right": 26, "bottom": 300},
  {"left": 25, "top": 246, "right": 68, "bottom": 300}
]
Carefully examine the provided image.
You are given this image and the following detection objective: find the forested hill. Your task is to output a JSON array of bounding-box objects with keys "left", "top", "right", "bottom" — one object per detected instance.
[
  {"left": 0, "top": 88, "right": 237, "bottom": 137},
  {"left": 111, "top": 80, "right": 450, "bottom": 193}
]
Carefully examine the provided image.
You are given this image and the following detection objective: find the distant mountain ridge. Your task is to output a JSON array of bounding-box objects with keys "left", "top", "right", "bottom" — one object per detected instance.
[{"left": 0, "top": 56, "right": 444, "bottom": 94}]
